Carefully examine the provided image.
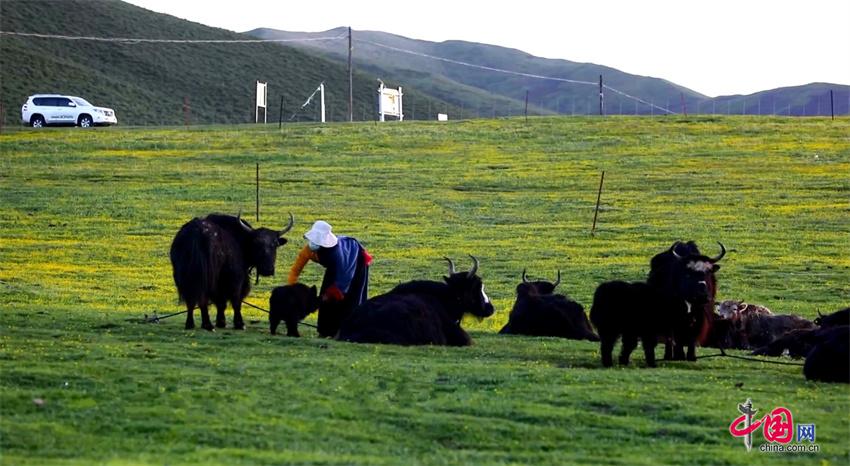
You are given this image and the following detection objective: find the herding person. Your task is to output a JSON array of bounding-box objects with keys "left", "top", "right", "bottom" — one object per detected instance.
[{"left": 288, "top": 220, "right": 371, "bottom": 337}]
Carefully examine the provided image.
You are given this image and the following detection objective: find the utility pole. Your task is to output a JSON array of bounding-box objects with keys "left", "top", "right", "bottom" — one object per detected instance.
[
  {"left": 348, "top": 27, "right": 353, "bottom": 122},
  {"left": 320, "top": 82, "right": 326, "bottom": 123},
  {"left": 830, "top": 89, "right": 834, "bottom": 120},
  {"left": 598, "top": 75, "right": 604, "bottom": 115},
  {"left": 524, "top": 90, "right": 529, "bottom": 124}
]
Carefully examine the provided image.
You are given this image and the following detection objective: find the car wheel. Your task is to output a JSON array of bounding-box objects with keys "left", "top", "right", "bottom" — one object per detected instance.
[
  {"left": 31, "top": 115, "right": 45, "bottom": 128},
  {"left": 78, "top": 115, "right": 93, "bottom": 128}
]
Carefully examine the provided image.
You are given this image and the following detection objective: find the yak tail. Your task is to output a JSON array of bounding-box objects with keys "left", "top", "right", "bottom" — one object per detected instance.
[{"left": 170, "top": 219, "right": 214, "bottom": 305}]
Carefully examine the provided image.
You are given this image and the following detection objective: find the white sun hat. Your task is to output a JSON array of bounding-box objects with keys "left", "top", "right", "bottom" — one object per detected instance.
[{"left": 304, "top": 220, "right": 338, "bottom": 248}]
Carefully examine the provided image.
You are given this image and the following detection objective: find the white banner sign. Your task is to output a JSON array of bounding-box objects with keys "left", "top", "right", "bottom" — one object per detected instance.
[
  {"left": 377, "top": 82, "right": 403, "bottom": 121},
  {"left": 380, "top": 88, "right": 401, "bottom": 116},
  {"left": 256, "top": 81, "right": 267, "bottom": 108}
]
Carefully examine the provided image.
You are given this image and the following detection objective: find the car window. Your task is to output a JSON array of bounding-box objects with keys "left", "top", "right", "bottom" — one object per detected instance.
[
  {"left": 33, "top": 98, "right": 51, "bottom": 106},
  {"left": 72, "top": 98, "right": 92, "bottom": 107},
  {"left": 56, "top": 98, "right": 74, "bottom": 107}
]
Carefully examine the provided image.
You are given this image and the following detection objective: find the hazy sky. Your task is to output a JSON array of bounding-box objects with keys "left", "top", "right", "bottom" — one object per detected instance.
[{"left": 124, "top": 0, "right": 849, "bottom": 97}]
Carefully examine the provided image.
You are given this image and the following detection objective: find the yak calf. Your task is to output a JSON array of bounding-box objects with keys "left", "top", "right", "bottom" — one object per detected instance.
[{"left": 269, "top": 283, "right": 320, "bottom": 336}]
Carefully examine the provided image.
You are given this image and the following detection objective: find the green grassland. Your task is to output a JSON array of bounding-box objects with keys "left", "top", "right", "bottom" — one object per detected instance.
[{"left": 1, "top": 116, "right": 848, "bottom": 465}]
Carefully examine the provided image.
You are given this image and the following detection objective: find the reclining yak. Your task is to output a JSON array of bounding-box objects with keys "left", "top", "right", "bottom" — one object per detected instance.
[
  {"left": 500, "top": 270, "right": 598, "bottom": 341},
  {"left": 336, "top": 256, "right": 494, "bottom": 346}
]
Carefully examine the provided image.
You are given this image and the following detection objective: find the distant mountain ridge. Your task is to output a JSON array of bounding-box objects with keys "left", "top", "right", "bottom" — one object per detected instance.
[{"left": 248, "top": 27, "right": 849, "bottom": 117}]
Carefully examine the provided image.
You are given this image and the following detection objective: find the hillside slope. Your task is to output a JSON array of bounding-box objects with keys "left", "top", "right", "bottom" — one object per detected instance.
[
  {"left": 713, "top": 82, "right": 850, "bottom": 116},
  {"left": 0, "top": 0, "right": 455, "bottom": 126},
  {"left": 248, "top": 27, "right": 709, "bottom": 116},
  {"left": 248, "top": 27, "right": 850, "bottom": 117}
]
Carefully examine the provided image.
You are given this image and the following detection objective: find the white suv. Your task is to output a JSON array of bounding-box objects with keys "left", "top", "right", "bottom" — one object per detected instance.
[{"left": 21, "top": 94, "right": 117, "bottom": 128}]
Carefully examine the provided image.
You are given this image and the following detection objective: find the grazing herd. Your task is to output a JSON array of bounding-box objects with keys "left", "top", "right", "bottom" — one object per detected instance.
[{"left": 169, "top": 213, "right": 848, "bottom": 383}]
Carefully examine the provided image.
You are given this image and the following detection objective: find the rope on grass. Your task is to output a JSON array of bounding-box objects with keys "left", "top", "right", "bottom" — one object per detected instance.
[
  {"left": 696, "top": 348, "right": 805, "bottom": 367},
  {"left": 126, "top": 300, "right": 318, "bottom": 329}
]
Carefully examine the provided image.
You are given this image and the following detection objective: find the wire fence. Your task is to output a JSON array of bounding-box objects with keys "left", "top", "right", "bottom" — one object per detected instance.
[{"left": 1, "top": 30, "right": 847, "bottom": 124}]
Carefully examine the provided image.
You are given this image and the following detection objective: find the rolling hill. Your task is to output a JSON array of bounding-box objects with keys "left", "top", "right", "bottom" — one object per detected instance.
[
  {"left": 0, "top": 0, "right": 457, "bottom": 126},
  {"left": 1, "top": 1, "right": 845, "bottom": 127},
  {"left": 248, "top": 27, "right": 850, "bottom": 117},
  {"left": 712, "top": 82, "right": 849, "bottom": 117}
]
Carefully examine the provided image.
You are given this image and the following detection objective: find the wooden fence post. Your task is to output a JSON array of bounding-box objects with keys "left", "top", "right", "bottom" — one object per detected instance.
[
  {"left": 183, "top": 97, "right": 190, "bottom": 127},
  {"left": 591, "top": 171, "right": 606, "bottom": 236}
]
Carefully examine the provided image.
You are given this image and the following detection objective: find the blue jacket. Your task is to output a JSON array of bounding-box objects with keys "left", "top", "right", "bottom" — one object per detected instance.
[{"left": 316, "top": 236, "right": 369, "bottom": 304}]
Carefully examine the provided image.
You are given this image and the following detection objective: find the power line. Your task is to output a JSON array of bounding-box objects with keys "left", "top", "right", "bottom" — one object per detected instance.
[
  {"left": 0, "top": 30, "right": 347, "bottom": 44},
  {"left": 602, "top": 84, "right": 675, "bottom": 115},
  {"left": 357, "top": 38, "right": 676, "bottom": 115},
  {"left": 358, "top": 39, "right": 598, "bottom": 87}
]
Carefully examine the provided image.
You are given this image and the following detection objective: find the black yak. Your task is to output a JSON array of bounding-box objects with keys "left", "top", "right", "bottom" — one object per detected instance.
[
  {"left": 814, "top": 307, "right": 850, "bottom": 328},
  {"left": 752, "top": 325, "right": 840, "bottom": 358},
  {"left": 707, "top": 312, "right": 815, "bottom": 351},
  {"left": 590, "top": 281, "right": 674, "bottom": 367},
  {"left": 499, "top": 270, "right": 598, "bottom": 341},
  {"left": 804, "top": 325, "right": 850, "bottom": 383},
  {"left": 170, "top": 213, "right": 293, "bottom": 330},
  {"left": 647, "top": 241, "right": 725, "bottom": 361},
  {"left": 269, "top": 283, "right": 320, "bottom": 336},
  {"left": 336, "top": 256, "right": 494, "bottom": 346},
  {"left": 749, "top": 307, "right": 848, "bottom": 357}
]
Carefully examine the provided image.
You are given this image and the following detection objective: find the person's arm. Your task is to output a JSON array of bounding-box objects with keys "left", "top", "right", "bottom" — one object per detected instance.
[{"left": 288, "top": 245, "right": 318, "bottom": 285}]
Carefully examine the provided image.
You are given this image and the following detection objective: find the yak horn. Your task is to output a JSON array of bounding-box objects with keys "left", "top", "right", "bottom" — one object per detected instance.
[
  {"left": 236, "top": 210, "right": 252, "bottom": 232},
  {"left": 670, "top": 241, "right": 683, "bottom": 260},
  {"left": 522, "top": 269, "right": 529, "bottom": 283},
  {"left": 467, "top": 255, "right": 479, "bottom": 278},
  {"left": 710, "top": 242, "right": 727, "bottom": 263},
  {"left": 280, "top": 213, "right": 295, "bottom": 236},
  {"left": 553, "top": 270, "right": 561, "bottom": 288},
  {"left": 444, "top": 257, "right": 457, "bottom": 275}
]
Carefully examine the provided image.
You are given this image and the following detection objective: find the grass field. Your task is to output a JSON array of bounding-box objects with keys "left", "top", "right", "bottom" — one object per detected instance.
[{"left": 1, "top": 116, "right": 848, "bottom": 465}]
